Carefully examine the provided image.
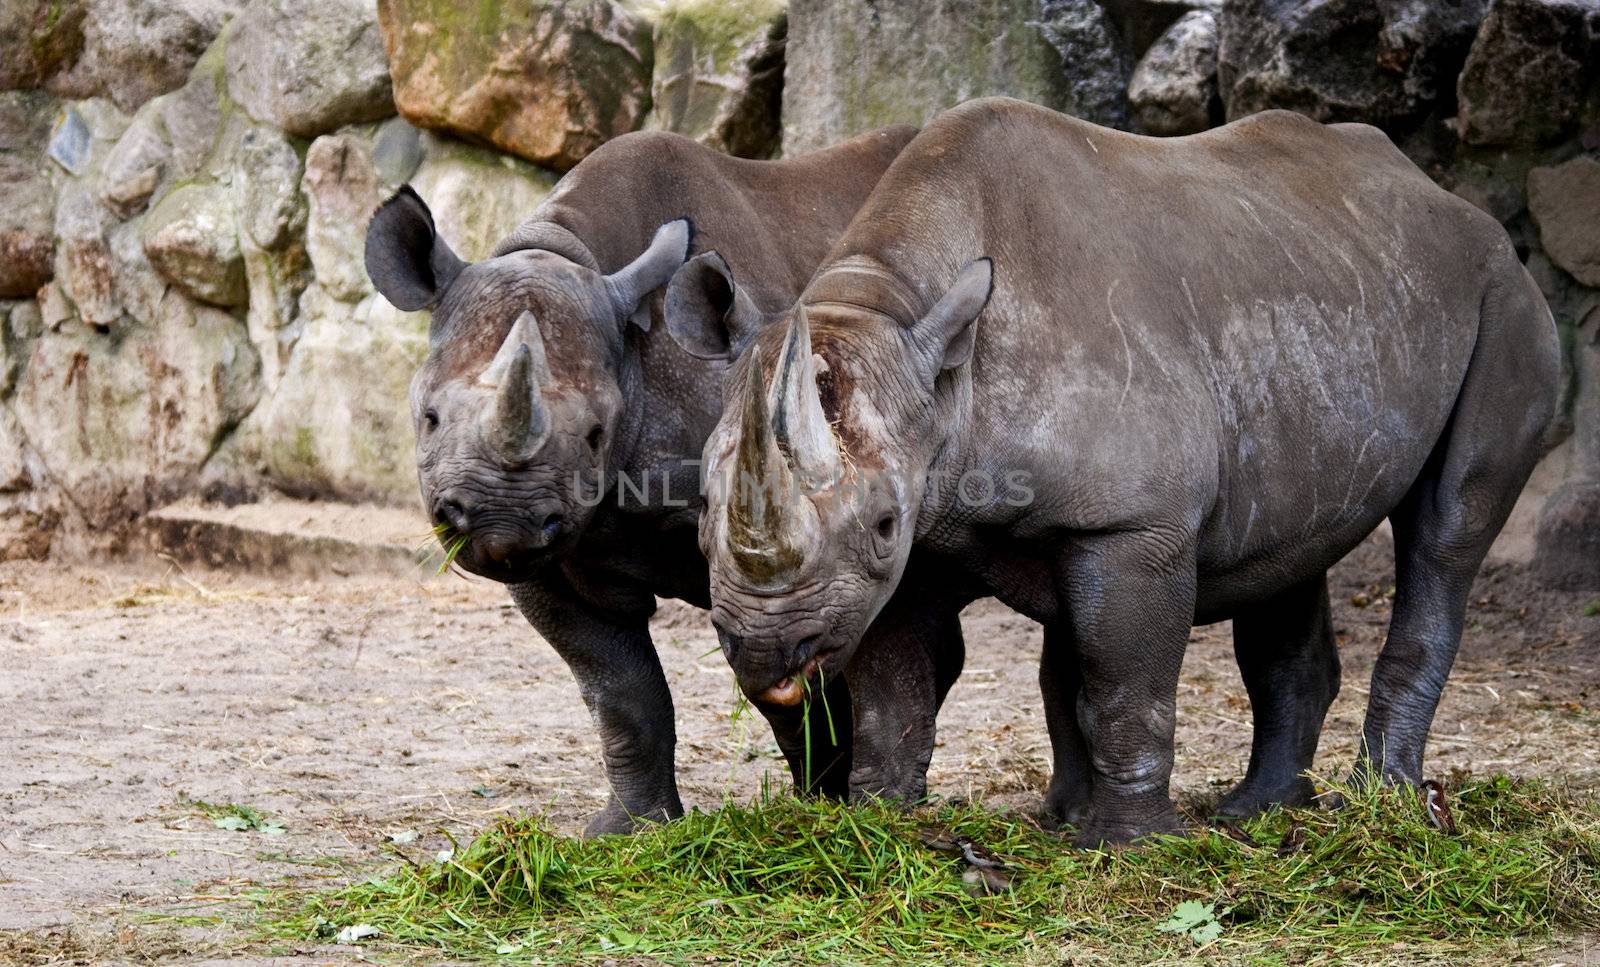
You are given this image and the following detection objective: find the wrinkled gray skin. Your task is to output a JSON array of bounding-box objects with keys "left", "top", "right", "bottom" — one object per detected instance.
[
  {"left": 362, "top": 127, "right": 929, "bottom": 836},
  {"left": 674, "top": 98, "right": 1561, "bottom": 845}
]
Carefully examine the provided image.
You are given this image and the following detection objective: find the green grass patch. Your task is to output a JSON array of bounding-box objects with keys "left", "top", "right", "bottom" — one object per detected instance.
[{"left": 260, "top": 774, "right": 1599, "bottom": 964}]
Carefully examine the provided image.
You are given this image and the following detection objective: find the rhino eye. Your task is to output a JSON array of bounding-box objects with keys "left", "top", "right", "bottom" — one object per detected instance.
[
  {"left": 424, "top": 408, "right": 440, "bottom": 430},
  {"left": 585, "top": 423, "right": 604, "bottom": 453},
  {"left": 876, "top": 513, "right": 895, "bottom": 539}
]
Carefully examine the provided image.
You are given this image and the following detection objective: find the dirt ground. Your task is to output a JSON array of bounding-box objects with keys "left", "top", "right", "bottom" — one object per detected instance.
[{"left": 1, "top": 535, "right": 1595, "bottom": 965}]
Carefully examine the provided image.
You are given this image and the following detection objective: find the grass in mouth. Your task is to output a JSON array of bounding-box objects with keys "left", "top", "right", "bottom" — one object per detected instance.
[
  {"left": 253, "top": 772, "right": 1600, "bottom": 965},
  {"left": 416, "top": 523, "right": 470, "bottom": 575}
]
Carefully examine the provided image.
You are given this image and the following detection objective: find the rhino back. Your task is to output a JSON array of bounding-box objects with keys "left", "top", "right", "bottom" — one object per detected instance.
[{"left": 832, "top": 97, "right": 1530, "bottom": 607}]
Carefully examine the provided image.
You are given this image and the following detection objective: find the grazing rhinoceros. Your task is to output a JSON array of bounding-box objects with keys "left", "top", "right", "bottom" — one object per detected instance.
[
  {"left": 670, "top": 97, "right": 1560, "bottom": 845},
  {"left": 362, "top": 126, "right": 934, "bottom": 836}
]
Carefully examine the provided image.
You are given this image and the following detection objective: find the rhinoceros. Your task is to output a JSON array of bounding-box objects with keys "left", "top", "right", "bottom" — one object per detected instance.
[
  {"left": 362, "top": 126, "right": 927, "bottom": 835},
  {"left": 670, "top": 98, "right": 1560, "bottom": 845}
]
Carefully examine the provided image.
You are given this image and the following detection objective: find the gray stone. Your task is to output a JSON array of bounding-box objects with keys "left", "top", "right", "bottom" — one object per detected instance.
[
  {"left": 234, "top": 126, "right": 305, "bottom": 252},
  {"left": 233, "top": 126, "right": 310, "bottom": 393},
  {"left": 1529, "top": 157, "right": 1600, "bottom": 288},
  {"left": 0, "top": 160, "right": 55, "bottom": 297},
  {"left": 1102, "top": 0, "right": 1220, "bottom": 56},
  {"left": 141, "top": 184, "right": 247, "bottom": 308},
  {"left": 98, "top": 111, "right": 171, "bottom": 217},
  {"left": 1218, "top": 0, "right": 1489, "bottom": 125},
  {"left": 301, "top": 134, "right": 383, "bottom": 303},
  {"left": 371, "top": 116, "right": 424, "bottom": 185},
  {"left": 1456, "top": 0, "right": 1600, "bottom": 146},
  {"left": 0, "top": 90, "right": 59, "bottom": 153},
  {"left": 46, "top": 0, "right": 242, "bottom": 113},
  {"left": 406, "top": 134, "right": 558, "bottom": 263},
  {"left": 1533, "top": 478, "right": 1600, "bottom": 589},
  {"left": 1129, "top": 9, "right": 1219, "bottom": 135},
  {"left": 0, "top": 299, "right": 43, "bottom": 396},
  {"left": 378, "top": 0, "right": 651, "bottom": 172},
  {"left": 649, "top": 0, "right": 788, "bottom": 159},
  {"left": 1035, "top": 0, "right": 1135, "bottom": 128},
  {"left": 783, "top": 0, "right": 1133, "bottom": 156},
  {"left": 47, "top": 106, "right": 93, "bottom": 175},
  {"left": 226, "top": 0, "right": 395, "bottom": 139},
  {"left": 53, "top": 182, "right": 121, "bottom": 327}
]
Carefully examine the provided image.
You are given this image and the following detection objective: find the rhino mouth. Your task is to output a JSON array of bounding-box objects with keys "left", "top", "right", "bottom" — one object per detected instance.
[
  {"left": 756, "top": 646, "right": 842, "bottom": 707},
  {"left": 434, "top": 517, "right": 569, "bottom": 581}
]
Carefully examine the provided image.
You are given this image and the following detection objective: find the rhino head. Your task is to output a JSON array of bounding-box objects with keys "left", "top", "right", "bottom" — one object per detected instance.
[
  {"left": 365, "top": 186, "right": 691, "bottom": 581},
  {"left": 668, "top": 254, "right": 993, "bottom": 704}
]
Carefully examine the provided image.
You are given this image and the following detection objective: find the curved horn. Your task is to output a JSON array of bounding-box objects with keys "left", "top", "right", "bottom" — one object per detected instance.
[
  {"left": 724, "top": 355, "right": 814, "bottom": 585},
  {"left": 481, "top": 312, "right": 550, "bottom": 461},
  {"left": 770, "top": 304, "right": 841, "bottom": 489}
]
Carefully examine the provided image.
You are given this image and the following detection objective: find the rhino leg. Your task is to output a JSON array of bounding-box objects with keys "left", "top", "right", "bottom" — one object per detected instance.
[
  {"left": 1216, "top": 573, "right": 1339, "bottom": 817},
  {"left": 757, "top": 673, "right": 854, "bottom": 798},
  {"left": 842, "top": 597, "right": 965, "bottom": 804},
  {"left": 1061, "top": 531, "right": 1194, "bottom": 847},
  {"left": 508, "top": 579, "right": 683, "bottom": 837},
  {"left": 1039, "top": 625, "right": 1093, "bottom": 827},
  {"left": 1359, "top": 269, "right": 1555, "bottom": 786}
]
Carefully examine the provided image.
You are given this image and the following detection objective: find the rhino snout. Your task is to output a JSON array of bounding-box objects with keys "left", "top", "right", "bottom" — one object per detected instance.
[{"left": 716, "top": 618, "right": 832, "bottom": 707}]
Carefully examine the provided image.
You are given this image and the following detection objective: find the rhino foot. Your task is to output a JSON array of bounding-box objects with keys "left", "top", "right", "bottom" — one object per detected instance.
[
  {"left": 1215, "top": 774, "right": 1317, "bottom": 818},
  {"left": 580, "top": 795, "right": 683, "bottom": 838},
  {"left": 1069, "top": 802, "right": 1186, "bottom": 849}
]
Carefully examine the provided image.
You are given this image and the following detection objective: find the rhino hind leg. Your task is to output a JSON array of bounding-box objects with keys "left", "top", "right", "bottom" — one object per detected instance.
[
  {"left": 1216, "top": 573, "right": 1339, "bottom": 817},
  {"left": 1039, "top": 625, "right": 1093, "bottom": 828},
  {"left": 1359, "top": 264, "right": 1560, "bottom": 787}
]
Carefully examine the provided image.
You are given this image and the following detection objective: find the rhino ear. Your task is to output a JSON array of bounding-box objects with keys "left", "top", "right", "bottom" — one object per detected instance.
[
  {"left": 664, "top": 251, "right": 768, "bottom": 360},
  {"left": 365, "top": 186, "right": 467, "bottom": 311},
  {"left": 604, "top": 218, "right": 694, "bottom": 330},
  {"left": 911, "top": 257, "right": 992, "bottom": 373}
]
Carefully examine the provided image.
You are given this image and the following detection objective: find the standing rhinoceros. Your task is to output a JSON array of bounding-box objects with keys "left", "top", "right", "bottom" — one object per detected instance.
[
  {"left": 362, "top": 126, "right": 939, "bottom": 836},
  {"left": 671, "top": 98, "right": 1560, "bottom": 845}
]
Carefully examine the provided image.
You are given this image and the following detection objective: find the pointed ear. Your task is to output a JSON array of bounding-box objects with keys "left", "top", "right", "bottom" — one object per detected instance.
[
  {"left": 911, "top": 258, "right": 992, "bottom": 372},
  {"left": 364, "top": 186, "right": 467, "bottom": 311},
  {"left": 604, "top": 218, "right": 693, "bottom": 329},
  {"left": 664, "top": 251, "right": 769, "bottom": 360}
]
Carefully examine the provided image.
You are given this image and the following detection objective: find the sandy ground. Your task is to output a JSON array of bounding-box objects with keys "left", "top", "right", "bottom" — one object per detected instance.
[{"left": 0, "top": 536, "right": 1595, "bottom": 965}]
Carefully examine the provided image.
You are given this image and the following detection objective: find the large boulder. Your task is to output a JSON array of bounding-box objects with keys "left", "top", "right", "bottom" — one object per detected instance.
[
  {"left": 1529, "top": 157, "right": 1600, "bottom": 288},
  {"left": 140, "top": 183, "right": 247, "bottom": 308},
  {"left": 52, "top": 181, "right": 123, "bottom": 329},
  {"left": 783, "top": 0, "right": 1131, "bottom": 155},
  {"left": 377, "top": 0, "right": 652, "bottom": 172},
  {"left": 225, "top": 0, "right": 395, "bottom": 139},
  {"left": 1129, "top": 9, "right": 1220, "bottom": 134},
  {"left": 1217, "top": 0, "right": 1489, "bottom": 125},
  {"left": 232, "top": 125, "right": 310, "bottom": 392},
  {"left": 1534, "top": 302, "right": 1600, "bottom": 590},
  {"left": 46, "top": 0, "right": 241, "bottom": 113},
  {"left": 1456, "top": 0, "right": 1600, "bottom": 146},
  {"left": 649, "top": 0, "right": 788, "bottom": 158},
  {"left": 9, "top": 292, "right": 260, "bottom": 527}
]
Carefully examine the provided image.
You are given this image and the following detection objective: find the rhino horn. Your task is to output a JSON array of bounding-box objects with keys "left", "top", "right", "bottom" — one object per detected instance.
[
  {"left": 769, "top": 304, "right": 842, "bottom": 488},
  {"left": 725, "top": 350, "right": 811, "bottom": 584},
  {"left": 482, "top": 312, "right": 550, "bottom": 461}
]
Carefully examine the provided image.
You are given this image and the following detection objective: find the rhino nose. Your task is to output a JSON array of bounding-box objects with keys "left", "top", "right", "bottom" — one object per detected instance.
[
  {"left": 532, "top": 510, "right": 565, "bottom": 547},
  {"left": 433, "top": 495, "right": 471, "bottom": 533}
]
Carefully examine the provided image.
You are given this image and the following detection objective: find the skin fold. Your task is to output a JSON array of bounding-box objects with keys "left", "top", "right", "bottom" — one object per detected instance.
[
  {"left": 362, "top": 126, "right": 947, "bottom": 837},
  {"left": 675, "top": 97, "right": 1561, "bottom": 845}
]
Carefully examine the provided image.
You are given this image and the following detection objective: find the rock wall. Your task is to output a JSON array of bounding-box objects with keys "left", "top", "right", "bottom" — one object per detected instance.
[{"left": 0, "top": 0, "right": 1595, "bottom": 585}]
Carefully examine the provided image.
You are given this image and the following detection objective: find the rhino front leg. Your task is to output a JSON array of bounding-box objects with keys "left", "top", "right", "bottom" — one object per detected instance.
[
  {"left": 843, "top": 594, "right": 965, "bottom": 804},
  {"left": 1217, "top": 572, "right": 1340, "bottom": 816},
  {"left": 508, "top": 579, "right": 683, "bottom": 836},
  {"left": 1060, "top": 531, "right": 1194, "bottom": 847},
  {"left": 755, "top": 673, "right": 854, "bottom": 798}
]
